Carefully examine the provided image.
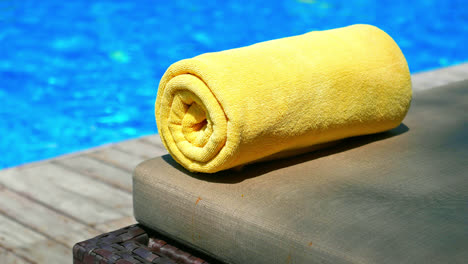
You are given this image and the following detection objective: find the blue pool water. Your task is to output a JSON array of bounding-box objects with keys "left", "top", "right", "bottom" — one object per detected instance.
[{"left": 1, "top": 0, "right": 467, "bottom": 169}]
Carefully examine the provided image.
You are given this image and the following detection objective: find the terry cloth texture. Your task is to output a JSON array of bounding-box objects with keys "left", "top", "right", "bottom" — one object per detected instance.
[
  {"left": 155, "top": 24, "right": 412, "bottom": 173},
  {"left": 136, "top": 80, "right": 468, "bottom": 264}
]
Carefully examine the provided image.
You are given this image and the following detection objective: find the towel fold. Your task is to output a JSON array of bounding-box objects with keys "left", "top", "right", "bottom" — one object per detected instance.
[{"left": 155, "top": 24, "right": 412, "bottom": 173}]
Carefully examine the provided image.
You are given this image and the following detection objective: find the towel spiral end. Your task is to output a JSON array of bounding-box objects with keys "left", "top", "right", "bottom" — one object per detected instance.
[{"left": 156, "top": 73, "right": 228, "bottom": 172}]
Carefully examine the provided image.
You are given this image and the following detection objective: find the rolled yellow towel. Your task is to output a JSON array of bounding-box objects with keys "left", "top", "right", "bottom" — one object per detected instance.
[{"left": 155, "top": 24, "right": 412, "bottom": 173}]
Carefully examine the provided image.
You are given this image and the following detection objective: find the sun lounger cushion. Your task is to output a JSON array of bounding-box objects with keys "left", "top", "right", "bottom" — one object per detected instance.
[{"left": 133, "top": 80, "right": 468, "bottom": 264}]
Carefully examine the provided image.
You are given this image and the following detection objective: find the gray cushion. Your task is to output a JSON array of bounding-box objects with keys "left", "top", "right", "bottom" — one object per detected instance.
[{"left": 133, "top": 80, "right": 468, "bottom": 264}]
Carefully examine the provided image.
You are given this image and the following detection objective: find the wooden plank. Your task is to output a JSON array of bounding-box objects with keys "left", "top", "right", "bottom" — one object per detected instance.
[
  {"left": 114, "top": 138, "right": 168, "bottom": 159},
  {"left": 140, "top": 134, "right": 165, "bottom": 148},
  {"left": 95, "top": 216, "right": 137, "bottom": 233},
  {"left": 54, "top": 155, "right": 132, "bottom": 192},
  {"left": 412, "top": 62, "right": 468, "bottom": 91},
  {"left": 0, "top": 186, "right": 100, "bottom": 248},
  {"left": 0, "top": 247, "right": 31, "bottom": 264},
  {"left": 0, "top": 163, "right": 132, "bottom": 226},
  {"left": 87, "top": 147, "right": 145, "bottom": 173},
  {"left": 0, "top": 214, "right": 71, "bottom": 264}
]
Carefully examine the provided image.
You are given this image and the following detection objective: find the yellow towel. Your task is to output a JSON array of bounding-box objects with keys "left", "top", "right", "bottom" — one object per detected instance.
[{"left": 155, "top": 24, "right": 412, "bottom": 173}]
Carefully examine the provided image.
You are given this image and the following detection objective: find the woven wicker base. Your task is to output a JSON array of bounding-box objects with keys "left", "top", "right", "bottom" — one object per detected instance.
[{"left": 73, "top": 224, "right": 221, "bottom": 264}]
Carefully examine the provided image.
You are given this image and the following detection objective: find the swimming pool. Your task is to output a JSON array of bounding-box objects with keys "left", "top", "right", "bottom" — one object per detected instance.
[{"left": 1, "top": 0, "right": 467, "bottom": 169}]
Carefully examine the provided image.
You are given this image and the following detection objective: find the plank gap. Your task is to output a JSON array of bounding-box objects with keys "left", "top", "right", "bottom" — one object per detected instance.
[
  {"left": 86, "top": 151, "right": 135, "bottom": 173},
  {"left": 0, "top": 183, "right": 99, "bottom": 233},
  {"left": 52, "top": 159, "right": 132, "bottom": 193},
  {"left": 0, "top": 245, "right": 36, "bottom": 264},
  {"left": 0, "top": 208, "right": 68, "bottom": 251}
]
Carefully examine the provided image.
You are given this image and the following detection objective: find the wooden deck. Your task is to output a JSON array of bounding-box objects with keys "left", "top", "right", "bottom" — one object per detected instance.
[
  {"left": 1, "top": 63, "right": 467, "bottom": 263},
  {"left": 0, "top": 136, "right": 168, "bottom": 263}
]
